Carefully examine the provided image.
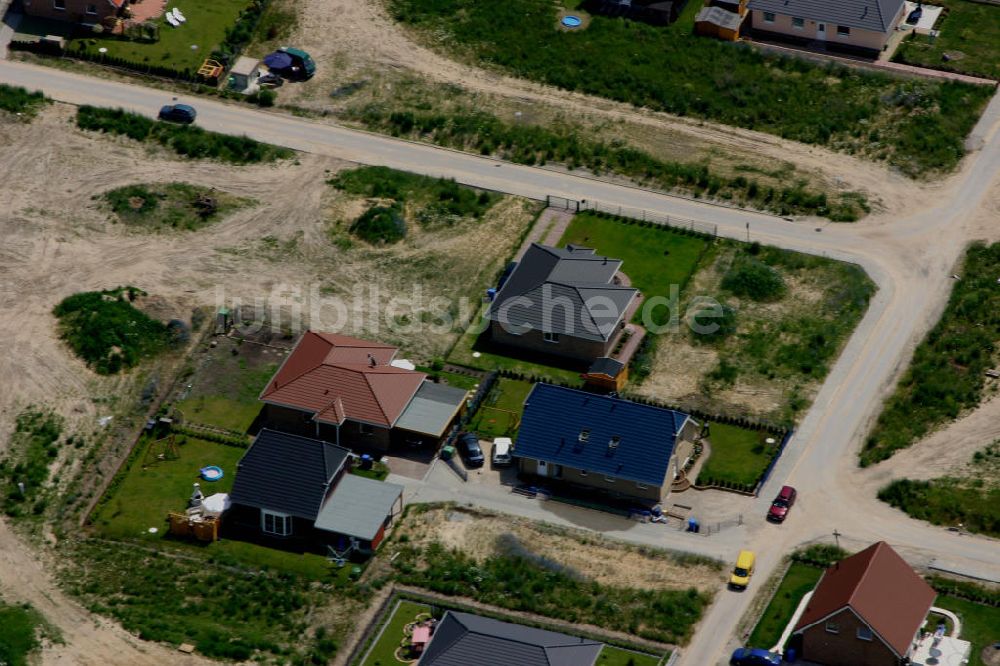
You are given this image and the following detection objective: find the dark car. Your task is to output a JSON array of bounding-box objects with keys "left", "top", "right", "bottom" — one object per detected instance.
[
  {"left": 457, "top": 433, "right": 485, "bottom": 468},
  {"left": 158, "top": 103, "right": 197, "bottom": 124},
  {"left": 730, "top": 647, "right": 781, "bottom": 666},
  {"left": 767, "top": 485, "right": 797, "bottom": 523},
  {"left": 257, "top": 73, "right": 284, "bottom": 88}
]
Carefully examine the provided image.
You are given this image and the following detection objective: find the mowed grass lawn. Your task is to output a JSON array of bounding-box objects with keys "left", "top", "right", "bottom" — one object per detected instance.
[
  {"left": 72, "top": 0, "right": 251, "bottom": 72},
  {"left": 934, "top": 595, "right": 1000, "bottom": 666},
  {"left": 467, "top": 378, "right": 534, "bottom": 439},
  {"left": 90, "top": 434, "right": 331, "bottom": 579},
  {"left": 361, "top": 600, "right": 432, "bottom": 666},
  {"left": 698, "top": 422, "right": 779, "bottom": 488},
  {"left": 558, "top": 213, "right": 709, "bottom": 325},
  {"left": 748, "top": 563, "right": 823, "bottom": 650},
  {"left": 893, "top": 0, "right": 1000, "bottom": 80},
  {"left": 597, "top": 645, "right": 665, "bottom": 665}
]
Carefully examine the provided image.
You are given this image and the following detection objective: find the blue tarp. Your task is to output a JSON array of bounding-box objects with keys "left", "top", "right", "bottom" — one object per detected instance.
[{"left": 263, "top": 52, "right": 293, "bottom": 70}]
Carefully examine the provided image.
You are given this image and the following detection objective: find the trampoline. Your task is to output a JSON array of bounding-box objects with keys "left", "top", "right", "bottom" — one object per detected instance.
[
  {"left": 561, "top": 15, "right": 582, "bottom": 27},
  {"left": 200, "top": 465, "right": 224, "bottom": 481}
]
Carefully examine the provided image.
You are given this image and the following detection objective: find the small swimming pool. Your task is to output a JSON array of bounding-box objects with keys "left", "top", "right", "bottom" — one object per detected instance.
[
  {"left": 200, "top": 465, "right": 224, "bottom": 481},
  {"left": 561, "top": 15, "right": 582, "bottom": 28}
]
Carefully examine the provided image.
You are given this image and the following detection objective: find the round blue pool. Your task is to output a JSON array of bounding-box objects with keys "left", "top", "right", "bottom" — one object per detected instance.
[
  {"left": 200, "top": 465, "right": 224, "bottom": 481},
  {"left": 561, "top": 15, "right": 582, "bottom": 28}
]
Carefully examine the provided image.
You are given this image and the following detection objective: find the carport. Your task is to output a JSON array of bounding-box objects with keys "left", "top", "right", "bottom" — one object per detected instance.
[
  {"left": 394, "top": 382, "right": 468, "bottom": 443},
  {"left": 314, "top": 475, "right": 403, "bottom": 551}
]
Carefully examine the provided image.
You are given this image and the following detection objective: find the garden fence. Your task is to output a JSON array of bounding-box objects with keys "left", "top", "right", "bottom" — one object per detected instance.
[{"left": 545, "top": 195, "right": 718, "bottom": 237}]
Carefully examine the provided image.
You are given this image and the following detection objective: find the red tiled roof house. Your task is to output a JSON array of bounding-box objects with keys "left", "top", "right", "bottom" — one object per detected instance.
[
  {"left": 791, "top": 541, "right": 937, "bottom": 666},
  {"left": 22, "top": 0, "right": 127, "bottom": 25},
  {"left": 259, "top": 331, "right": 468, "bottom": 452}
]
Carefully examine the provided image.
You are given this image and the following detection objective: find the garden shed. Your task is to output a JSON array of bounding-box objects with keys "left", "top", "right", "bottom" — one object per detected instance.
[
  {"left": 228, "top": 56, "right": 261, "bottom": 93},
  {"left": 695, "top": 6, "right": 746, "bottom": 40}
]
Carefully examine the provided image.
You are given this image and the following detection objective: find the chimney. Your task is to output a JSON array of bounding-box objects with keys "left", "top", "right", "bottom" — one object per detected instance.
[
  {"left": 368, "top": 353, "right": 376, "bottom": 367},
  {"left": 603, "top": 256, "right": 608, "bottom": 265}
]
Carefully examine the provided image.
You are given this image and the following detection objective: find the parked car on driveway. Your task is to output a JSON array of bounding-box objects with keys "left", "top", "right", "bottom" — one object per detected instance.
[
  {"left": 158, "top": 103, "right": 196, "bottom": 124},
  {"left": 457, "top": 433, "right": 485, "bottom": 468},
  {"left": 491, "top": 437, "right": 513, "bottom": 467},
  {"left": 729, "top": 550, "right": 756, "bottom": 590},
  {"left": 767, "top": 485, "right": 797, "bottom": 523},
  {"left": 729, "top": 647, "right": 781, "bottom": 666}
]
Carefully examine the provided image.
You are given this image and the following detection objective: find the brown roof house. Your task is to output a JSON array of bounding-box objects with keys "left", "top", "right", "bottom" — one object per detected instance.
[
  {"left": 486, "top": 244, "right": 640, "bottom": 365},
  {"left": 791, "top": 541, "right": 937, "bottom": 666},
  {"left": 22, "top": 0, "right": 127, "bottom": 25},
  {"left": 259, "top": 331, "right": 468, "bottom": 452},
  {"left": 748, "top": 0, "right": 905, "bottom": 57}
]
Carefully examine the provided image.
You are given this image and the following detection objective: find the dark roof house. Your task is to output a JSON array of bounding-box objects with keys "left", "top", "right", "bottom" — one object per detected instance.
[
  {"left": 228, "top": 429, "right": 403, "bottom": 550},
  {"left": 792, "top": 541, "right": 937, "bottom": 665},
  {"left": 488, "top": 244, "right": 637, "bottom": 343},
  {"left": 418, "top": 611, "right": 603, "bottom": 666},
  {"left": 515, "top": 384, "right": 692, "bottom": 502}
]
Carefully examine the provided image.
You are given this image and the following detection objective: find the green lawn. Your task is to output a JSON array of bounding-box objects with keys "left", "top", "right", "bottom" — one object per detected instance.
[
  {"left": 176, "top": 395, "right": 263, "bottom": 433},
  {"left": 90, "top": 434, "right": 331, "bottom": 579},
  {"left": 448, "top": 307, "right": 587, "bottom": 384},
  {"left": 893, "top": 0, "right": 1000, "bottom": 80},
  {"left": 697, "top": 422, "right": 779, "bottom": 488},
  {"left": 933, "top": 595, "right": 1000, "bottom": 666},
  {"left": 361, "top": 600, "right": 432, "bottom": 666},
  {"left": 415, "top": 366, "right": 483, "bottom": 391},
  {"left": 597, "top": 645, "right": 665, "bottom": 666},
  {"left": 0, "top": 602, "right": 46, "bottom": 666},
  {"left": 558, "top": 213, "right": 709, "bottom": 326},
  {"left": 748, "top": 563, "right": 823, "bottom": 650},
  {"left": 70, "top": 0, "right": 251, "bottom": 73},
  {"left": 467, "top": 378, "right": 534, "bottom": 439}
]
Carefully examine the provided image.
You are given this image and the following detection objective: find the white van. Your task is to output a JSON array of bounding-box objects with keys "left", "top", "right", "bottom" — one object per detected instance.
[{"left": 491, "top": 437, "right": 513, "bottom": 467}]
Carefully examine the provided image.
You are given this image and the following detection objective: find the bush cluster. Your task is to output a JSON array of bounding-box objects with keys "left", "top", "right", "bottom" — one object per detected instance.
[
  {"left": 877, "top": 478, "right": 1000, "bottom": 538},
  {"left": 722, "top": 256, "right": 786, "bottom": 301},
  {"left": 0, "top": 83, "right": 49, "bottom": 119},
  {"left": 790, "top": 544, "right": 849, "bottom": 569},
  {"left": 52, "top": 286, "right": 173, "bottom": 374},
  {"left": 1, "top": 409, "right": 64, "bottom": 518},
  {"left": 863, "top": 242, "right": 1000, "bottom": 465},
  {"left": 76, "top": 106, "right": 292, "bottom": 164},
  {"left": 387, "top": 0, "right": 992, "bottom": 175},
  {"left": 350, "top": 204, "right": 407, "bottom": 244},
  {"left": 354, "top": 106, "right": 869, "bottom": 220}
]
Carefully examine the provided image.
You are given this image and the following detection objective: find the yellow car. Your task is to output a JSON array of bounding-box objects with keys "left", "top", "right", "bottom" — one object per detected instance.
[{"left": 729, "top": 550, "right": 756, "bottom": 590}]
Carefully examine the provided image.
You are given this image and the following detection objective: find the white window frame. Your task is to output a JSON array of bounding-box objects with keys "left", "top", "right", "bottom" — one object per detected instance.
[
  {"left": 792, "top": 16, "right": 804, "bottom": 29},
  {"left": 856, "top": 626, "right": 873, "bottom": 641},
  {"left": 543, "top": 331, "right": 560, "bottom": 343},
  {"left": 604, "top": 475, "right": 616, "bottom": 483},
  {"left": 837, "top": 25, "right": 850, "bottom": 36},
  {"left": 359, "top": 423, "right": 374, "bottom": 435},
  {"left": 85, "top": 2, "right": 97, "bottom": 13},
  {"left": 825, "top": 621, "right": 841, "bottom": 634},
  {"left": 52, "top": 0, "right": 66, "bottom": 9},
  {"left": 762, "top": 11, "right": 775, "bottom": 23},
  {"left": 579, "top": 429, "right": 590, "bottom": 442},
  {"left": 261, "top": 509, "right": 292, "bottom": 536},
  {"left": 636, "top": 482, "right": 649, "bottom": 490},
  {"left": 579, "top": 469, "right": 588, "bottom": 477}
]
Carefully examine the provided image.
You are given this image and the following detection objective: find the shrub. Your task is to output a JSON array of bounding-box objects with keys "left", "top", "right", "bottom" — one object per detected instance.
[
  {"left": 690, "top": 302, "right": 737, "bottom": 343},
  {"left": 722, "top": 256, "right": 786, "bottom": 301},
  {"left": 52, "top": 286, "right": 172, "bottom": 374},
  {"left": 0, "top": 84, "right": 49, "bottom": 119},
  {"left": 350, "top": 204, "right": 407, "bottom": 244}
]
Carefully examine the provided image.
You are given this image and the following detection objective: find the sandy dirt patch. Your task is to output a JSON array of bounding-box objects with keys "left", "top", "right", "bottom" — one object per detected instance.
[{"left": 396, "top": 506, "right": 724, "bottom": 593}]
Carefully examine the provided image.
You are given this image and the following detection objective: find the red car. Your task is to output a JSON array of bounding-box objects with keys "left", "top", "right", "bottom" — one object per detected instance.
[{"left": 767, "top": 485, "right": 797, "bottom": 523}]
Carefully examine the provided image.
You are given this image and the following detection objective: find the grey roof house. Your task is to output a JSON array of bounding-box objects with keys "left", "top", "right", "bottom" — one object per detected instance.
[
  {"left": 417, "top": 611, "right": 604, "bottom": 666},
  {"left": 748, "top": 0, "right": 906, "bottom": 56},
  {"left": 227, "top": 429, "right": 403, "bottom": 552},
  {"left": 514, "top": 384, "right": 696, "bottom": 504},
  {"left": 486, "top": 243, "right": 639, "bottom": 364}
]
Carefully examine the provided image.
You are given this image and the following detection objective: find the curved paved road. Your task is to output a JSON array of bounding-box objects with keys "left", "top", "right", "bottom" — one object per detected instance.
[{"left": 2, "top": 60, "right": 1000, "bottom": 664}]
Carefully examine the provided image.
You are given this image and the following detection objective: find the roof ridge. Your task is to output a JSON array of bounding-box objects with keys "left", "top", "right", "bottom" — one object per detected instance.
[
  {"left": 361, "top": 372, "right": 391, "bottom": 425},
  {"left": 847, "top": 542, "right": 885, "bottom": 612}
]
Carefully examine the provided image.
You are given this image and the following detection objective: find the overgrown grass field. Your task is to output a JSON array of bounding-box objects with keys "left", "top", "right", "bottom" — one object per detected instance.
[
  {"left": 388, "top": 0, "right": 992, "bottom": 175},
  {"left": 101, "top": 182, "right": 249, "bottom": 232},
  {"left": 863, "top": 242, "right": 1000, "bottom": 465},
  {"left": 53, "top": 287, "right": 173, "bottom": 374},
  {"left": 77, "top": 106, "right": 293, "bottom": 163},
  {"left": 0, "top": 601, "right": 47, "bottom": 666},
  {"left": 0, "top": 83, "right": 49, "bottom": 119},
  {"left": 893, "top": 0, "right": 1000, "bottom": 80}
]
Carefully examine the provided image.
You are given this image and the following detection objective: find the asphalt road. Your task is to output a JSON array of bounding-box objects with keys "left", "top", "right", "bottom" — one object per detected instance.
[{"left": 2, "top": 59, "right": 1000, "bottom": 665}]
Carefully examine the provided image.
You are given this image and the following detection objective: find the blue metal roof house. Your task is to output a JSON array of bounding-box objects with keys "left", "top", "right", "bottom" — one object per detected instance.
[{"left": 514, "top": 384, "right": 697, "bottom": 503}]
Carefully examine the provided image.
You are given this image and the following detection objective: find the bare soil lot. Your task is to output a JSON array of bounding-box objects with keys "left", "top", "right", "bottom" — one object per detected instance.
[{"left": 394, "top": 505, "right": 724, "bottom": 593}]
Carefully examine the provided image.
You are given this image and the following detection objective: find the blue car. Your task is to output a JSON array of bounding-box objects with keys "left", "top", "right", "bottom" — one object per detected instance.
[
  {"left": 158, "top": 103, "right": 197, "bottom": 124},
  {"left": 730, "top": 647, "right": 781, "bottom": 666}
]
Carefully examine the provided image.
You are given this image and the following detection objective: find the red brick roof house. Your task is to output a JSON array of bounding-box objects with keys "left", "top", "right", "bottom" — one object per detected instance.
[
  {"left": 791, "top": 541, "right": 937, "bottom": 666},
  {"left": 22, "top": 0, "right": 126, "bottom": 25},
  {"left": 259, "top": 331, "right": 468, "bottom": 452}
]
